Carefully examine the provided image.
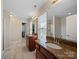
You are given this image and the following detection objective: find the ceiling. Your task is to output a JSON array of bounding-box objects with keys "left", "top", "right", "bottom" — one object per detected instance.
[
  {"left": 3, "top": 0, "right": 48, "bottom": 20},
  {"left": 3, "top": 0, "right": 77, "bottom": 20},
  {"left": 47, "top": 0, "right": 77, "bottom": 20}
]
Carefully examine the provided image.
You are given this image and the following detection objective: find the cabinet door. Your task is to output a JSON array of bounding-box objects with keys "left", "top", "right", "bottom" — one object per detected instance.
[
  {"left": 36, "top": 50, "right": 46, "bottom": 59},
  {"left": 29, "top": 37, "right": 35, "bottom": 51},
  {"left": 40, "top": 46, "right": 55, "bottom": 59}
]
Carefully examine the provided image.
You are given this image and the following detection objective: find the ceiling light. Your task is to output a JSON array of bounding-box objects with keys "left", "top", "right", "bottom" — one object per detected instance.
[
  {"left": 10, "top": 15, "right": 13, "bottom": 17},
  {"left": 52, "top": 0, "right": 58, "bottom": 4},
  {"left": 32, "top": 16, "right": 35, "bottom": 19},
  {"left": 32, "top": 16, "right": 38, "bottom": 20},
  {"left": 68, "top": 12, "right": 72, "bottom": 15},
  {"left": 51, "top": 0, "right": 62, "bottom": 5}
]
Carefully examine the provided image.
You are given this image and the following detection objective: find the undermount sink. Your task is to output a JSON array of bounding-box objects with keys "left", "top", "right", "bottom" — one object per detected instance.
[{"left": 46, "top": 43, "right": 62, "bottom": 49}]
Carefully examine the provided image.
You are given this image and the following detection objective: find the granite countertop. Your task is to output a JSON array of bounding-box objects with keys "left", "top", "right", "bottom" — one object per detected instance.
[
  {"left": 35, "top": 40, "right": 77, "bottom": 59},
  {"left": 27, "top": 34, "right": 37, "bottom": 38}
]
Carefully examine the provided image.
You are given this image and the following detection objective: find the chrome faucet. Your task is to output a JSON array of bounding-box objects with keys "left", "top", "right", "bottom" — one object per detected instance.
[{"left": 53, "top": 37, "right": 59, "bottom": 44}]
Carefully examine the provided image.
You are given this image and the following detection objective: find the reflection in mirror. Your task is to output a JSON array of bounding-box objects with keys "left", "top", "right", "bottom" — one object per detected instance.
[
  {"left": 38, "top": 12, "right": 47, "bottom": 44},
  {"left": 47, "top": 12, "right": 77, "bottom": 43},
  {"left": 47, "top": 3, "right": 77, "bottom": 44}
]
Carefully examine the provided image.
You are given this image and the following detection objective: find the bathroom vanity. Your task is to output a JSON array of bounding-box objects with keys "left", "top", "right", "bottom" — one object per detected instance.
[
  {"left": 35, "top": 40, "right": 77, "bottom": 59},
  {"left": 36, "top": 41, "right": 56, "bottom": 59}
]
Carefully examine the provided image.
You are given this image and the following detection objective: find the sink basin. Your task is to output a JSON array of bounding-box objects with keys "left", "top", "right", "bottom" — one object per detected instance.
[{"left": 46, "top": 43, "right": 62, "bottom": 49}]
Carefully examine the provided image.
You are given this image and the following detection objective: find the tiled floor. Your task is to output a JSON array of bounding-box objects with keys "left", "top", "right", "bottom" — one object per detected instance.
[{"left": 2, "top": 39, "right": 36, "bottom": 59}]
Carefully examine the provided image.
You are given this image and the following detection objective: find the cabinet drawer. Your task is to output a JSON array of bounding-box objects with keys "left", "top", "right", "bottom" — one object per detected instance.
[{"left": 40, "top": 46, "right": 55, "bottom": 59}]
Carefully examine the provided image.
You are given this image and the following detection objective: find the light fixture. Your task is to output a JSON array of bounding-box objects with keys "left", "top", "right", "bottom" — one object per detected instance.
[
  {"left": 10, "top": 15, "right": 13, "bottom": 17},
  {"left": 68, "top": 12, "right": 72, "bottom": 15},
  {"left": 52, "top": 0, "right": 58, "bottom": 4},
  {"left": 32, "top": 16, "right": 35, "bottom": 19},
  {"left": 32, "top": 16, "right": 38, "bottom": 20},
  {"left": 51, "top": 0, "right": 62, "bottom": 5}
]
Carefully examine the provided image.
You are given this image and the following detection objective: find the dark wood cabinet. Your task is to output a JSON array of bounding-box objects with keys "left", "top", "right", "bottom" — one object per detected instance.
[
  {"left": 26, "top": 35, "right": 37, "bottom": 51},
  {"left": 36, "top": 43, "right": 56, "bottom": 59},
  {"left": 36, "top": 50, "right": 46, "bottom": 59}
]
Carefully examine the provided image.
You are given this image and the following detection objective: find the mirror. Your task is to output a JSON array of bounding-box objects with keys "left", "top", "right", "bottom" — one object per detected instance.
[
  {"left": 38, "top": 13, "right": 47, "bottom": 44},
  {"left": 47, "top": 5, "right": 77, "bottom": 43}
]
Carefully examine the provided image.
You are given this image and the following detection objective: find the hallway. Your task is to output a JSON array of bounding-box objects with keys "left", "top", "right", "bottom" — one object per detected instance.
[
  {"left": 2, "top": 39, "right": 36, "bottom": 59},
  {"left": 2, "top": 0, "right": 77, "bottom": 59}
]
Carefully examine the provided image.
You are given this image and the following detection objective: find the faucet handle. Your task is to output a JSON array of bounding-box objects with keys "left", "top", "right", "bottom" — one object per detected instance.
[
  {"left": 56, "top": 38, "right": 60, "bottom": 44},
  {"left": 57, "top": 39, "right": 60, "bottom": 44}
]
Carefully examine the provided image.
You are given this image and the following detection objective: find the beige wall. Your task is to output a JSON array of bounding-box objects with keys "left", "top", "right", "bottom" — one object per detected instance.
[
  {"left": 9, "top": 15, "right": 22, "bottom": 43},
  {"left": 60, "top": 14, "right": 77, "bottom": 42},
  {"left": 61, "top": 17, "right": 66, "bottom": 39},
  {"left": 47, "top": 20, "right": 52, "bottom": 36},
  {"left": 47, "top": 14, "right": 77, "bottom": 42},
  {"left": 3, "top": 11, "right": 22, "bottom": 50},
  {"left": 47, "top": 16, "right": 61, "bottom": 38},
  {"left": 3, "top": 11, "right": 10, "bottom": 50},
  {"left": 66, "top": 14, "right": 77, "bottom": 42},
  {"left": 55, "top": 16, "right": 61, "bottom": 38}
]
